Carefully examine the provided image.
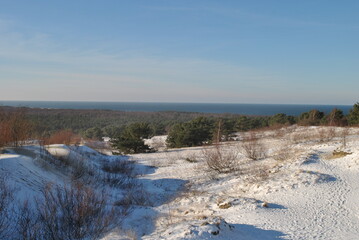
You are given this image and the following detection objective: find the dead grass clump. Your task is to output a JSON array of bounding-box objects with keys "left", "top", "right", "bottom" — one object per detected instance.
[
  {"left": 332, "top": 150, "right": 352, "bottom": 158},
  {"left": 245, "top": 164, "right": 271, "bottom": 184},
  {"left": 272, "top": 146, "right": 292, "bottom": 162},
  {"left": 185, "top": 157, "right": 198, "bottom": 163}
]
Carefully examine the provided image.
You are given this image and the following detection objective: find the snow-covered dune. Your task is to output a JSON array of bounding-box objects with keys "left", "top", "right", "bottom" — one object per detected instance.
[
  {"left": 0, "top": 151, "right": 65, "bottom": 202},
  {"left": 3, "top": 127, "right": 359, "bottom": 239},
  {"left": 111, "top": 127, "right": 359, "bottom": 239}
]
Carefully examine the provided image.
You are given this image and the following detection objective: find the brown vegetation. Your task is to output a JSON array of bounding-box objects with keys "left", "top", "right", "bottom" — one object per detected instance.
[
  {"left": 0, "top": 109, "right": 33, "bottom": 147},
  {"left": 44, "top": 130, "right": 81, "bottom": 145}
]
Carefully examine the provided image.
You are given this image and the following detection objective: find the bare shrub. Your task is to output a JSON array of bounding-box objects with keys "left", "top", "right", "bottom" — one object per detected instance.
[
  {"left": 0, "top": 175, "right": 15, "bottom": 239},
  {"left": 16, "top": 201, "right": 41, "bottom": 240},
  {"left": 102, "top": 159, "right": 135, "bottom": 175},
  {"left": 241, "top": 132, "right": 266, "bottom": 160},
  {"left": 272, "top": 145, "right": 292, "bottom": 162},
  {"left": 115, "top": 185, "right": 152, "bottom": 207},
  {"left": 184, "top": 152, "right": 201, "bottom": 163},
  {"left": 317, "top": 127, "right": 336, "bottom": 142},
  {"left": 290, "top": 132, "right": 305, "bottom": 143},
  {"left": 102, "top": 172, "right": 137, "bottom": 189},
  {"left": 53, "top": 152, "right": 93, "bottom": 181},
  {"left": 340, "top": 127, "right": 350, "bottom": 149},
  {"left": 271, "top": 125, "right": 297, "bottom": 139},
  {"left": 272, "top": 127, "right": 286, "bottom": 138},
  {"left": 245, "top": 164, "right": 270, "bottom": 184},
  {"left": 203, "top": 145, "right": 239, "bottom": 173},
  {"left": 71, "top": 157, "right": 92, "bottom": 181},
  {"left": 163, "top": 151, "right": 198, "bottom": 166},
  {"left": 290, "top": 129, "right": 317, "bottom": 143},
  {"left": 36, "top": 182, "right": 117, "bottom": 240}
]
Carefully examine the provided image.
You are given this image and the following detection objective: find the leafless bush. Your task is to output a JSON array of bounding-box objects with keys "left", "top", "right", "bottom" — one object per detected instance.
[
  {"left": 71, "top": 158, "right": 93, "bottom": 181},
  {"left": 102, "top": 159, "right": 135, "bottom": 175},
  {"left": 272, "top": 146, "right": 292, "bottom": 162},
  {"left": 272, "top": 127, "right": 286, "bottom": 138},
  {"left": 290, "top": 132, "right": 305, "bottom": 143},
  {"left": 54, "top": 153, "right": 92, "bottom": 181},
  {"left": 0, "top": 175, "right": 15, "bottom": 239},
  {"left": 115, "top": 185, "right": 152, "bottom": 207},
  {"left": 290, "top": 129, "right": 317, "bottom": 143},
  {"left": 184, "top": 152, "right": 201, "bottom": 163},
  {"left": 16, "top": 201, "right": 41, "bottom": 240},
  {"left": 317, "top": 127, "right": 336, "bottom": 142},
  {"left": 340, "top": 127, "right": 350, "bottom": 149},
  {"left": 203, "top": 145, "right": 239, "bottom": 173},
  {"left": 241, "top": 133, "right": 266, "bottom": 160},
  {"left": 36, "top": 182, "right": 117, "bottom": 240},
  {"left": 163, "top": 151, "right": 198, "bottom": 166},
  {"left": 102, "top": 172, "right": 138, "bottom": 189},
  {"left": 244, "top": 164, "right": 271, "bottom": 184}
]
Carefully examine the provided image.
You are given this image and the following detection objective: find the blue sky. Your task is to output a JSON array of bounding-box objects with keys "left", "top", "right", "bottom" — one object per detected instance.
[{"left": 0, "top": 0, "right": 358, "bottom": 104}]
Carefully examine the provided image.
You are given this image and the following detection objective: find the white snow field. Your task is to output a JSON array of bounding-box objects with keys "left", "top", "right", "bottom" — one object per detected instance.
[{"left": 2, "top": 126, "right": 359, "bottom": 239}]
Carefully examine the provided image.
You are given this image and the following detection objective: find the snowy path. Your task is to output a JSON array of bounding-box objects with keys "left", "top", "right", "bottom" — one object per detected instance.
[{"left": 235, "top": 151, "right": 359, "bottom": 240}]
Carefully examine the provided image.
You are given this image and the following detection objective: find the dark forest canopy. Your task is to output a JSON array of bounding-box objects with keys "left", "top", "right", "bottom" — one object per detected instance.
[
  {"left": 0, "top": 106, "right": 256, "bottom": 137},
  {"left": 1, "top": 103, "right": 359, "bottom": 142}
]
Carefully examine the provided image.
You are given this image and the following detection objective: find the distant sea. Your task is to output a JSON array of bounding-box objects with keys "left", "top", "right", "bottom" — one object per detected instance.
[{"left": 0, "top": 101, "right": 353, "bottom": 116}]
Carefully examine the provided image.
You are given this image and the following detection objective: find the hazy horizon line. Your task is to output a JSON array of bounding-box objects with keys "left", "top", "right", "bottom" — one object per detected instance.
[{"left": 0, "top": 100, "right": 354, "bottom": 106}]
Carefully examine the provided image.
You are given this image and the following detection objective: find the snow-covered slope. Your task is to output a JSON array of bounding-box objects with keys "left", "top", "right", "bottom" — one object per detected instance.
[
  {"left": 106, "top": 126, "right": 359, "bottom": 239},
  {"left": 2, "top": 127, "right": 359, "bottom": 239}
]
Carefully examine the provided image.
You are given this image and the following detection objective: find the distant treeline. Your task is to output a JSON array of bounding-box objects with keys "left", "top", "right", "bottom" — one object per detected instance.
[
  {"left": 1, "top": 103, "right": 359, "bottom": 143},
  {"left": 0, "top": 106, "right": 248, "bottom": 139}
]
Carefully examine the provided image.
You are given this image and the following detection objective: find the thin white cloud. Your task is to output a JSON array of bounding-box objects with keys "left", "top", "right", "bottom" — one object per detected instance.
[{"left": 0, "top": 16, "right": 298, "bottom": 103}]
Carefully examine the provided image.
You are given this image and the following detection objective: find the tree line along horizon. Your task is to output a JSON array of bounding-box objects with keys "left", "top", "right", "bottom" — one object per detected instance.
[{"left": 1, "top": 102, "right": 359, "bottom": 153}]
